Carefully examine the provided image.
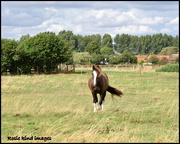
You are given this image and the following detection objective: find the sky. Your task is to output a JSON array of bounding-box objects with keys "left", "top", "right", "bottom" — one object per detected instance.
[{"left": 1, "top": 1, "right": 179, "bottom": 40}]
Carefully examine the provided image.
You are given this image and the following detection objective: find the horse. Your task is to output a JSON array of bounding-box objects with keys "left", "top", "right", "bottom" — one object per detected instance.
[{"left": 88, "top": 65, "right": 123, "bottom": 112}]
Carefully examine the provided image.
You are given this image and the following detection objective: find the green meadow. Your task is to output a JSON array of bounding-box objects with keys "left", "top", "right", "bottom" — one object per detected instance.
[{"left": 1, "top": 69, "right": 179, "bottom": 143}]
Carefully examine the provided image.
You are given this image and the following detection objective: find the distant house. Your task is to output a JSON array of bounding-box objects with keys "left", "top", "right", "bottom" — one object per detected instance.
[
  {"left": 135, "top": 55, "right": 148, "bottom": 63},
  {"left": 169, "top": 53, "right": 179, "bottom": 61},
  {"left": 113, "top": 54, "right": 120, "bottom": 57},
  {"left": 147, "top": 54, "right": 170, "bottom": 61},
  {"left": 136, "top": 53, "right": 179, "bottom": 63}
]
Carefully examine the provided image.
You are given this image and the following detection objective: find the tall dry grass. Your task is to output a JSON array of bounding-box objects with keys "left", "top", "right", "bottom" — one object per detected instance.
[{"left": 1, "top": 70, "right": 179, "bottom": 143}]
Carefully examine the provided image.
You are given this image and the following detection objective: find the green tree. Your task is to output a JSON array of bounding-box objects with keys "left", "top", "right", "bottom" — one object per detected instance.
[
  {"left": 82, "top": 35, "right": 92, "bottom": 51},
  {"left": 102, "top": 33, "right": 113, "bottom": 48},
  {"left": 76, "top": 34, "right": 84, "bottom": 52},
  {"left": 91, "top": 34, "right": 101, "bottom": 45},
  {"left": 109, "top": 56, "right": 120, "bottom": 64},
  {"left": 114, "top": 34, "right": 120, "bottom": 51},
  {"left": 1, "top": 38, "right": 19, "bottom": 74},
  {"left": 73, "top": 52, "right": 92, "bottom": 65},
  {"left": 163, "top": 33, "right": 173, "bottom": 48},
  {"left": 138, "top": 35, "right": 151, "bottom": 54},
  {"left": 172, "top": 35, "right": 179, "bottom": 47},
  {"left": 160, "top": 47, "right": 178, "bottom": 55},
  {"left": 58, "top": 30, "right": 78, "bottom": 51},
  {"left": 100, "top": 47, "right": 114, "bottom": 55},
  {"left": 85, "top": 40, "right": 100, "bottom": 54},
  {"left": 150, "top": 33, "right": 164, "bottom": 54},
  {"left": 19, "top": 34, "right": 31, "bottom": 44},
  {"left": 129, "top": 35, "right": 138, "bottom": 54},
  {"left": 91, "top": 54, "right": 104, "bottom": 65},
  {"left": 58, "top": 30, "right": 73, "bottom": 41},
  {"left": 119, "top": 50, "right": 137, "bottom": 64},
  {"left": 109, "top": 50, "right": 137, "bottom": 64},
  {"left": 115, "top": 34, "right": 131, "bottom": 53},
  {"left": 18, "top": 32, "right": 72, "bottom": 73}
]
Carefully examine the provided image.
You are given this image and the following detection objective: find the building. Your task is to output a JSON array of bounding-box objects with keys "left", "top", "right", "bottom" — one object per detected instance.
[
  {"left": 147, "top": 54, "right": 170, "bottom": 61},
  {"left": 169, "top": 53, "right": 179, "bottom": 61},
  {"left": 135, "top": 55, "right": 148, "bottom": 63},
  {"left": 135, "top": 53, "right": 179, "bottom": 63}
]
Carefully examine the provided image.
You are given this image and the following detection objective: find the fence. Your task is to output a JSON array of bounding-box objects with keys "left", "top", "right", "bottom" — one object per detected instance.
[
  {"left": 3, "top": 64, "right": 162, "bottom": 75},
  {"left": 75, "top": 64, "right": 161, "bottom": 72},
  {"left": 57, "top": 64, "right": 75, "bottom": 73}
]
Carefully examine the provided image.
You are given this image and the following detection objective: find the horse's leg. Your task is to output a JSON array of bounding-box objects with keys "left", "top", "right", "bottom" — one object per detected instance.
[
  {"left": 99, "top": 91, "right": 106, "bottom": 111},
  {"left": 92, "top": 92, "right": 98, "bottom": 112}
]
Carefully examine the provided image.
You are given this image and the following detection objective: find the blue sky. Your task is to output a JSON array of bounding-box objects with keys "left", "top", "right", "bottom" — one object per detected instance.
[{"left": 1, "top": 1, "right": 179, "bottom": 40}]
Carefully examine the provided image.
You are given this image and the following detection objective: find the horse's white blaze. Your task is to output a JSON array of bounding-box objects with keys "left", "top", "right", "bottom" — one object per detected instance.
[{"left": 93, "top": 70, "right": 97, "bottom": 86}]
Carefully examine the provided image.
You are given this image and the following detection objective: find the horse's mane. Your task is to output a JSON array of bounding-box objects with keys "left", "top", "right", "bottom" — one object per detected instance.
[{"left": 93, "top": 65, "right": 102, "bottom": 73}]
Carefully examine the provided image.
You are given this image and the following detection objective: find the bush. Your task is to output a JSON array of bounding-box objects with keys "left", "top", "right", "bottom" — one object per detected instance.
[
  {"left": 139, "top": 60, "right": 144, "bottom": 64},
  {"left": 159, "top": 57, "right": 169, "bottom": 65},
  {"left": 147, "top": 55, "right": 159, "bottom": 64},
  {"left": 100, "top": 47, "right": 114, "bottom": 55},
  {"left": 156, "top": 64, "right": 179, "bottom": 72}
]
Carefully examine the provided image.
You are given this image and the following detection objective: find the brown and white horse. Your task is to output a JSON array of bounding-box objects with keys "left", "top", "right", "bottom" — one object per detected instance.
[{"left": 88, "top": 65, "right": 123, "bottom": 112}]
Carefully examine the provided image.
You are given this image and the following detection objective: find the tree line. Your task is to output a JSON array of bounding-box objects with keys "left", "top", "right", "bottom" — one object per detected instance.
[{"left": 1, "top": 30, "right": 179, "bottom": 74}]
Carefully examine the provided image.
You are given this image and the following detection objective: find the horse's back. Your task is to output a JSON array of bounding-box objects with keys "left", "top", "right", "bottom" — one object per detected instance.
[{"left": 100, "top": 72, "right": 109, "bottom": 89}]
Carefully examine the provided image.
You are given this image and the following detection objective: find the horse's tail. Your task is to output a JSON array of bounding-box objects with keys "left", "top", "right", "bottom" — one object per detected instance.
[{"left": 107, "top": 86, "right": 123, "bottom": 97}]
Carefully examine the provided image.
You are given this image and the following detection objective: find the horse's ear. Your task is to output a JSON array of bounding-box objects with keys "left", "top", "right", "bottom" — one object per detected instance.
[
  {"left": 92, "top": 65, "right": 95, "bottom": 70},
  {"left": 96, "top": 65, "right": 101, "bottom": 70}
]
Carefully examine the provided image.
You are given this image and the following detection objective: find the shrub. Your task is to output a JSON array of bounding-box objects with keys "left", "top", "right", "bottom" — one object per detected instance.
[
  {"left": 175, "top": 57, "right": 179, "bottom": 64},
  {"left": 156, "top": 64, "right": 179, "bottom": 72},
  {"left": 147, "top": 56, "right": 159, "bottom": 64},
  {"left": 139, "top": 60, "right": 144, "bottom": 64},
  {"left": 159, "top": 57, "right": 169, "bottom": 65}
]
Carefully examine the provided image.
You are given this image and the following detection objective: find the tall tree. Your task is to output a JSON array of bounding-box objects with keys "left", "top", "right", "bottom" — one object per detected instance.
[
  {"left": 58, "top": 30, "right": 78, "bottom": 51},
  {"left": 100, "top": 47, "right": 114, "bottom": 55},
  {"left": 18, "top": 32, "right": 72, "bottom": 73},
  {"left": 172, "top": 35, "right": 179, "bottom": 48},
  {"left": 138, "top": 35, "right": 151, "bottom": 54},
  {"left": 160, "top": 46, "right": 178, "bottom": 55},
  {"left": 129, "top": 35, "right": 138, "bottom": 54},
  {"left": 114, "top": 34, "right": 120, "bottom": 50},
  {"left": 76, "top": 34, "right": 84, "bottom": 52},
  {"left": 58, "top": 30, "right": 73, "bottom": 41},
  {"left": 150, "top": 33, "right": 164, "bottom": 54},
  {"left": 19, "top": 34, "right": 31, "bottom": 44},
  {"left": 115, "top": 34, "right": 131, "bottom": 53},
  {"left": 91, "top": 34, "right": 101, "bottom": 45},
  {"left": 102, "top": 33, "right": 113, "bottom": 48},
  {"left": 85, "top": 40, "right": 100, "bottom": 54},
  {"left": 1, "top": 39, "right": 19, "bottom": 74}
]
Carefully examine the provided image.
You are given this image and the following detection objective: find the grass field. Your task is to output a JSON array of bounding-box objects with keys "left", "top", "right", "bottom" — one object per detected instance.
[{"left": 1, "top": 69, "right": 179, "bottom": 143}]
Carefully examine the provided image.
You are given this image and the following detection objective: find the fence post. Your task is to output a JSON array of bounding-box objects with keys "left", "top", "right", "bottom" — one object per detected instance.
[{"left": 17, "top": 67, "right": 19, "bottom": 75}]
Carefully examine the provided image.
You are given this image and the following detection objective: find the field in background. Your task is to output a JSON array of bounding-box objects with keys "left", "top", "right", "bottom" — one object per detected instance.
[{"left": 1, "top": 69, "right": 179, "bottom": 143}]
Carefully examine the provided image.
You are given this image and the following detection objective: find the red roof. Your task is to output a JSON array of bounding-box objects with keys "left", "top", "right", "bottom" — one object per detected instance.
[
  {"left": 148, "top": 55, "right": 170, "bottom": 60},
  {"left": 135, "top": 55, "right": 148, "bottom": 62},
  {"left": 135, "top": 54, "right": 170, "bottom": 63}
]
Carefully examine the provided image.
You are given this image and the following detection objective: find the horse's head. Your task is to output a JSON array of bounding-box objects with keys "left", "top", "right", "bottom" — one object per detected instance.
[{"left": 92, "top": 65, "right": 102, "bottom": 86}]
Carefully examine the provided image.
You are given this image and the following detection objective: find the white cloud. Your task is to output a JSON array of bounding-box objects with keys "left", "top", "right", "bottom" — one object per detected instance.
[
  {"left": 46, "top": 24, "right": 64, "bottom": 33},
  {"left": 113, "top": 25, "right": 157, "bottom": 35},
  {"left": 137, "top": 16, "right": 165, "bottom": 25},
  {"left": 160, "top": 28, "right": 171, "bottom": 33},
  {"left": 166, "top": 17, "right": 179, "bottom": 25},
  {"left": 1, "top": 1, "right": 179, "bottom": 40}
]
